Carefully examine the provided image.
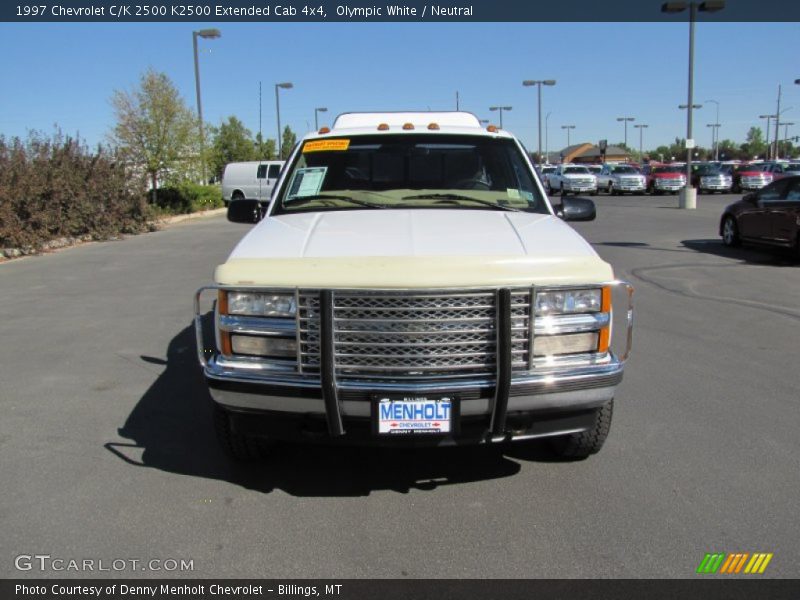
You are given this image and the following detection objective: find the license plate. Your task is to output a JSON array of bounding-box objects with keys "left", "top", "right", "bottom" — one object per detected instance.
[{"left": 374, "top": 396, "right": 454, "bottom": 435}]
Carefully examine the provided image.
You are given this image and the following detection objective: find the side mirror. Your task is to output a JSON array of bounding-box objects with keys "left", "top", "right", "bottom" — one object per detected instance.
[
  {"left": 557, "top": 196, "right": 596, "bottom": 222},
  {"left": 742, "top": 192, "right": 758, "bottom": 204},
  {"left": 227, "top": 199, "right": 262, "bottom": 223}
]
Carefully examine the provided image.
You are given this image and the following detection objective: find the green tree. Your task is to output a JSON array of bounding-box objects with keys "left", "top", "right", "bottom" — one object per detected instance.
[
  {"left": 716, "top": 139, "right": 742, "bottom": 161},
  {"left": 740, "top": 127, "right": 767, "bottom": 160},
  {"left": 110, "top": 69, "right": 197, "bottom": 202},
  {"left": 208, "top": 116, "right": 257, "bottom": 180},
  {"left": 254, "top": 132, "right": 277, "bottom": 161},
  {"left": 280, "top": 125, "right": 297, "bottom": 160}
]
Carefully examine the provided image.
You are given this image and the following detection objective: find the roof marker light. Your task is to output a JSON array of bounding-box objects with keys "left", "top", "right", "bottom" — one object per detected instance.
[
  {"left": 428, "top": 123, "right": 440, "bottom": 130},
  {"left": 486, "top": 125, "right": 499, "bottom": 133},
  {"left": 402, "top": 123, "right": 415, "bottom": 130},
  {"left": 318, "top": 127, "right": 330, "bottom": 134},
  {"left": 377, "top": 123, "right": 390, "bottom": 131}
]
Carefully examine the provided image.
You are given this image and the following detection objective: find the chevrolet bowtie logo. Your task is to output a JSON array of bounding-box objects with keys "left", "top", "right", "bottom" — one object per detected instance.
[{"left": 697, "top": 552, "right": 773, "bottom": 574}]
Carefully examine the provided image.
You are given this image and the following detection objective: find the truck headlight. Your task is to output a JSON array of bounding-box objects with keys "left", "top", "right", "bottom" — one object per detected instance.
[
  {"left": 535, "top": 288, "right": 602, "bottom": 315},
  {"left": 226, "top": 292, "right": 297, "bottom": 317},
  {"left": 532, "top": 287, "right": 611, "bottom": 359}
]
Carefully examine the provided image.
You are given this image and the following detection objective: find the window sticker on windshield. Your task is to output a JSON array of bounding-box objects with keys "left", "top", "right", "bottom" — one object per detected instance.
[
  {"left": 286, "top": 167, "right": 327, "bottom": 199},
  {"left": 520, "top": 190, "right": 534, "bottom": 201},
  {"left": 303, "top": 139, "right": 350, "bottom": 153},
  {"left": 506, "top": 188, "right": 521, "bottom": 199}
]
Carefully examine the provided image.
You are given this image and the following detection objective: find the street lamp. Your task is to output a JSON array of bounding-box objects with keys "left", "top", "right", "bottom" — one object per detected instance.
[
  {"left": 662, "top": 0, "right": 725, "bottom": 209},
  {"left": 704, "top": 99, "right": 720, "bottom": 160},
  {"left": 782, "top": 122, "right": 794, "bottom": 158},
  {"left": 488, "top": 105, "right": 512, "bottom": 129},
  {"left": 561, "top": 124, "right": 576, "bottom": 148},
  {"left": 275, "top": 82, "right": 293, "bottom": 159},
  {"left": 545, "top": 112, "right": 552, "bottom": 164},
  {"left": 760, "top": 114, "right": 776, "bottom": 160},
  {"left": 706, "top": 124, "right": 720, "bottom": 160},
  {"left": 314, "top": 107, "right": 328, "bottom": 130},
  {"left": 634, "top": 124, "right": 649, "bottom": 160},
  {"left": 523, "top": 79, "right": 557, "bottom": 165},
  {"left": 192, "top": 28, "right": 221, "bottom": 183},
  {"left": 616, "top": 116, "right": 635, "bottom": 148}
]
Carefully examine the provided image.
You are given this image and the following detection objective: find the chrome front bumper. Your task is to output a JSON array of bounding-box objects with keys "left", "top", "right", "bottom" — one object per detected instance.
[{"left": 194, "top": 283, "right": 633, "bottom": 442}]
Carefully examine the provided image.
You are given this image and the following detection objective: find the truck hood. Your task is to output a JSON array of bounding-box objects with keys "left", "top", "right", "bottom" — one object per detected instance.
[{"left": 216, "top": 209, "right": 613, "bottom": 288}]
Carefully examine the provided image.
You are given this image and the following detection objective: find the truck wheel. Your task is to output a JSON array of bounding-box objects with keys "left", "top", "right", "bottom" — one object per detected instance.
[
  {"left": 550, "top": 400, "right": 613, "bottom": 459},
  {"left": 213, "top": 404, "right": 271, "bottom": 461},
  {"left": 232, "top": 191, "right": 244, "bottom": 202}
]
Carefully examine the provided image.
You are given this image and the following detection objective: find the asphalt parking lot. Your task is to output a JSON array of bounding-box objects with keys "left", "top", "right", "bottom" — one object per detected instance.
[{"left": 1, "top": 193, "right": 798, "bottom": 579}]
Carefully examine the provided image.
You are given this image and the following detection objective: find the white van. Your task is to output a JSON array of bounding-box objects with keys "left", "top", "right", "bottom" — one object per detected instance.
[{"left": 221, "top": 161, "right": 285, "bottom": 206}]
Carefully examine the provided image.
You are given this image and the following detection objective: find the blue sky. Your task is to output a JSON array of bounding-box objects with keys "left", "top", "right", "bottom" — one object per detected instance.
[{"left": 1, "top": 21, "right": 798, "bottom": 154}]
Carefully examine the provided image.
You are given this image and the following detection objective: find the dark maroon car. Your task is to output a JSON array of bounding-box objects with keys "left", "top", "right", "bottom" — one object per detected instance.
[{"left": 719, "top": 176, "right": 800, "bottom": 256}]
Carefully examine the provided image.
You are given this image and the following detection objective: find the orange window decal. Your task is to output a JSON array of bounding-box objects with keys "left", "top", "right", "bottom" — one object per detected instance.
[{"left": 303, "top": 139, "right": 350, "bottom": 153}]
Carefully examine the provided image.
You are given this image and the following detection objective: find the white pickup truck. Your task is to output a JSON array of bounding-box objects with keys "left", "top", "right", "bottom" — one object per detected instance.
[
  {"left": 195, "top": 112, "right": 633, "bottom": 461},
  {"left": 548, "top": 164, "right": 599, "bottom": 195}
]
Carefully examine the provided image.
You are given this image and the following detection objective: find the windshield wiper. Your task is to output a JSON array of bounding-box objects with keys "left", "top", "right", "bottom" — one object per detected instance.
[
  {"left": 402, "top": 193, "right": 524, "bottom": 212},
  {"left": 286, "top": 194, "right": 388, "bottom": 209}
]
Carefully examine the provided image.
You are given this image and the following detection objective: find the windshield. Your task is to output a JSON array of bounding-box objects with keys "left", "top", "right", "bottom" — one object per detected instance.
[
  {"left": 611, "top": 166, "right": 639, "bottom": 174},
  {"left": 563, "top": 166, "right": 590, "bottom": 174},
  {"left": 785, "top": 164, "right": 800, "bottom": 172},
  {"left": 652, "top": 166, "right": 684, "bottom": 174},
  {"left": 272, "top": 134, "right": 548, "bottom": 215},
  {"left": 692, "top": 164, "right": 722, "bottom": 175},
  {"left": 587, "top": 166, "right": 602, "bottom": 173}
]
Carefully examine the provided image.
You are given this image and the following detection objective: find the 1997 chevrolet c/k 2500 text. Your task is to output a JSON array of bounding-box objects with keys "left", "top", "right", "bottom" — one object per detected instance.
[{"left": 195, "top": 112, "right": 633, "bottom": 460}]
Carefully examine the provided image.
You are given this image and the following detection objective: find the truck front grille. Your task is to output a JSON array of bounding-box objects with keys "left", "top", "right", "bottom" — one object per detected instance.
[{"left": 297, "top": 290, "right": 531, "bottom": 378}]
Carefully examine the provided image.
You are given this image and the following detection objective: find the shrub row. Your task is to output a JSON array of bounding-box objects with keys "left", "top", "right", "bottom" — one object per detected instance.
[{"left": 0, "top": 132, "right": 224, "bottom": 254}]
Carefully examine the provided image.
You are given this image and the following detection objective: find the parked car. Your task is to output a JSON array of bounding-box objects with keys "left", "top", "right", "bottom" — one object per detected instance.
[
  {"left": 548, "top": 164, "right": 598, "bottom": 195},
  {"left": 645, "top": 164, "right": 686, "bottom": 195},
  {"left": 596, "top": 164, "right": 647, "bottom": 195},
  {"left": 196, "top": 111, "right": 633, "bottom": 460},
  {"left": 690, "top": 163, "right": 733, "bottom": 194},
  {"left": 221, "top": 160, "right": 285, "bottom": 206},
  {"left": 585, "top": 164, "right": 604, "bottom": 176},
  {"left": 539, "top": 164, "right": 557, "bottom": 191},
  {"left": 723, "top": 164, "right": 773, "bottom": 193},
  {"left": 720, "top": 175, "right": 800, "bottom": 257},
  {"left": 760, "top": 161, "right": 800, "bottom": 181}
]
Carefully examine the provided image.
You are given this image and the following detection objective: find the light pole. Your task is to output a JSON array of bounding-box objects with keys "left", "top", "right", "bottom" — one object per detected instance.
[
  {"left": 275, "top": 82, "right": 293, "bottom": 159},
  {"left": 314, "top": 107, "right": 327, "bottom": 130},
  {"left": 616, "top": 116, "right": 635, "bottom": 149},
  {"left": 706, "top": 124, "right": 720, "bottom": 160},
  {"left": 704, "top": 99, "right": 720, "bottom": 160},
  {"left": 545, "top": 112, "right": 552, "bottom": 163},
  {"left": 760, "top": 114, "right": 776, "bottom": 160},
  {"left": 561, "top": 124, "right": 576, "bottom": 148},
  {"left": 523, "top": 79, "right": 557, "bottom": 165},
  {"left": 782, "top": 122, "right": 794, "bottom": 158},
  {"left": 192, "top": 28, "right": 221, "bottom": 183},
  {"left": 662, "top": 0, "right": 725, "bottom": 209},
  {"left": 634, "top": 124, "right": 649, "bottom": 161},
  {"left": 488, "top": 105, "right": 512, "bottom": 129}
]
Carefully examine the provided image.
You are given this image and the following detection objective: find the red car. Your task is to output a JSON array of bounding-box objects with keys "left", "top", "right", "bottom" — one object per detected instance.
[
  {"left": 720, "top": 175, "right": 800, "bottom": 257},
  {"left": 645, "top": 164, "right": 686, "bottom": 195},
  {"left": 723, "top": 164, "right": 773, "bottom": 193}
]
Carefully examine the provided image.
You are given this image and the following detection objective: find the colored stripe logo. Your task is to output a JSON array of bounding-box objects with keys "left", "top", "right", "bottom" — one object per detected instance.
[{"left": 697, "top": 552, "right": 773, "bottom": 574}]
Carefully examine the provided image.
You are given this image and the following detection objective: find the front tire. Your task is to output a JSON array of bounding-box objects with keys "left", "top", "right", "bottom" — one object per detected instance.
[
  {"left": 550, "top": 400, "right": 613, "bottom": 459},
  {"left": 721, "top": 215, "right": 741, "bottom": 248}
]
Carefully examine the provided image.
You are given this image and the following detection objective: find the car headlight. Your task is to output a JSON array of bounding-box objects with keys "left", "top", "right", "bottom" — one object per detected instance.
[
  {"left": 226, "top": 292, "right": 297, "bottom": 317},
  {"left": 535, "top": 288, "right": 602, "bottom": 316}
]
